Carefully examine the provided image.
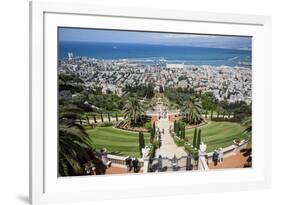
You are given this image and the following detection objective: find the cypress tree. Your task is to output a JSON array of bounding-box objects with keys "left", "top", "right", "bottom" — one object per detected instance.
[
  {"left": 176, "top": 123, "right": 180, "bottom": 137},
  {"left": 139, "top": 132, "right": 145, "bottom": 157},
  {"left": 153, "top": 122, "right": 156, "bottom": 133},
  {"left": 197, "top": 129, "right": 202, "bottom": 148},
  {"left": 174, "top": 121, "right": 178, "bottom": 134},
  {"left": 193, "top": 128, "right": 198, "bottom": 147},
  {"left": 181, "top": 123, "right": 186, "bottom": 139},
  {"left": 174, "top": 120, "right": 177, "bottom": 132},
  {"left": 100, "top": 113, "right": 104, "bottom": 122},
  {"left": 150, "top": 127, "right": 155, "bottom": 143}
]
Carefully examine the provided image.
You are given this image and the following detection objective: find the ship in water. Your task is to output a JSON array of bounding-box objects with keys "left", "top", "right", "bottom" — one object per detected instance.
[{"left": 238, "top": 61, "right": 252, "bottom": 68}]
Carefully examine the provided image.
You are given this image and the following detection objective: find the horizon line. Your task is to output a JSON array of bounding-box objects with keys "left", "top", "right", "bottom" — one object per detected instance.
[{"left": 58, "top": 40, "right": 252, "bottom": 51}]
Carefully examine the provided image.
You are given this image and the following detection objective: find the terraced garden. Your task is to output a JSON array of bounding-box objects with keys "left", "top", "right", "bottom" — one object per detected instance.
[
  {"left": 87, "top": 127, "right": 150, "bottom": 158},
  {"left": 186, "top": 121, "right": 246, "bottom": 152}
]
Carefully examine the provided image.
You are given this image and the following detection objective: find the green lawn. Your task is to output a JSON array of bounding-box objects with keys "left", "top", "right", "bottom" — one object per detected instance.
[
  {"left": 87, "top": 127, "right": 150, "bottom": 158},
  {"left": 186, "top": 121, "right": 246, "bottom": 152}
]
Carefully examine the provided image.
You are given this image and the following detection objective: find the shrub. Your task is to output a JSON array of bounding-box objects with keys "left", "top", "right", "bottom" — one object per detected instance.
[
  {"left": 144, "top": 122, "right": 152, "bottom": 130},
  {"left": 153, "top": 139, "right": 161, "bottom": 149},
  {"left": 174, "top": 136, "right": 184, "bottom": 146},
  {"left": 184, "top": 143, "right": 198, "bottom": 157}
]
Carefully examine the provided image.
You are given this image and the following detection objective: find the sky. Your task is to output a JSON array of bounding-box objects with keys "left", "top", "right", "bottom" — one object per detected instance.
[{"left": 59, "top": 27, "right": 252, "bottom": 50}]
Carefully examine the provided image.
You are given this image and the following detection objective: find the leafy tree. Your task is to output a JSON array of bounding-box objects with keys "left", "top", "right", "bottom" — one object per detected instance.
[
  {"left": 233, "top": 102, "right": 251, "bottom": 121},
  {"left": 115, "top": 112, "right": 118, "bottom": 121},
  {"left": 201, "top": 92, "right": 217, "bottom": 112}
]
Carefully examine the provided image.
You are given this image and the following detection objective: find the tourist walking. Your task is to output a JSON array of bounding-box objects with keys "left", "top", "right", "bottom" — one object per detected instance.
[
  {"left": 212, "top": 149, "right": 219, "bottom": 166},
  {"left": 125, "top": 156, "right": 132, "bottom": 172},
  {"left": 218, "top": 148, "right": 224, "bottom": 164},
  {"left": 132, "top": 158, "right": 139, "bottom": 173},
  {"left": 101, "top": 148, "right": 112, "bottom": 168}
]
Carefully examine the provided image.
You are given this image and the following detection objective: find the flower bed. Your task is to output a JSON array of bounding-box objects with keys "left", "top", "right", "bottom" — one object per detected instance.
[{"left": 116, "top": 121, "right": 149, "bottom": 132}]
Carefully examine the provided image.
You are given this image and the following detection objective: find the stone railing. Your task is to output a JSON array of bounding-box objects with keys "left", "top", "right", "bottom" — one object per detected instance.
[
  {"left": 107, "top": 154, "right": 144, "bottom": 168},
  {"left": 206, "top": 140, "right": 248, "bottom": 160}
]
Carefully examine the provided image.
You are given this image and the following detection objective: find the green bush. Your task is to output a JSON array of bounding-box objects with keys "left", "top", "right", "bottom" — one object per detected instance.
[
  {"left": 174, "top": 137, "right": 184, "bottom": 146},
  {"left": 184, "top": 143, "right": 198, "bottom": 157},
  {"left": 144, "top": 122, "right": 152, "bottom": 130}
]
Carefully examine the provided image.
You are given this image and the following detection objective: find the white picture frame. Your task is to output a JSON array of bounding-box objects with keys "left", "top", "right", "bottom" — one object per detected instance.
[{"left": 30, "top": 0, "right": 272, "bottom": 204}]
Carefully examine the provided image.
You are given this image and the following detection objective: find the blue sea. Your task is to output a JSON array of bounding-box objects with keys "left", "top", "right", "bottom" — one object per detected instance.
[{"left": 59, "top": 41, "right": 252, "bottom": 67}]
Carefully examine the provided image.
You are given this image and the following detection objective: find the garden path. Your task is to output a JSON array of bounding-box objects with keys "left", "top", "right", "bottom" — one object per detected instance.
[{"left": 155, "top": 117, "right": 187, "bottom": 159}]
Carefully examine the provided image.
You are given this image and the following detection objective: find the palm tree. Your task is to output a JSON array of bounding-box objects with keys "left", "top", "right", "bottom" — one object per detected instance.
[
  {"left": 123, "top": 98, "right": 145, "bottom": 126},
  {"left": 59, "top": 104, "right": 92, "bottom": 176},
  {"left": 182, "top": 97, "right": 203, "bottom": 125},
  {"left": 242, "top": 118, "right": 252, "bottom": 137},
  {"left": 240, "top": 117, "right": 252, "bottom": 168}
]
